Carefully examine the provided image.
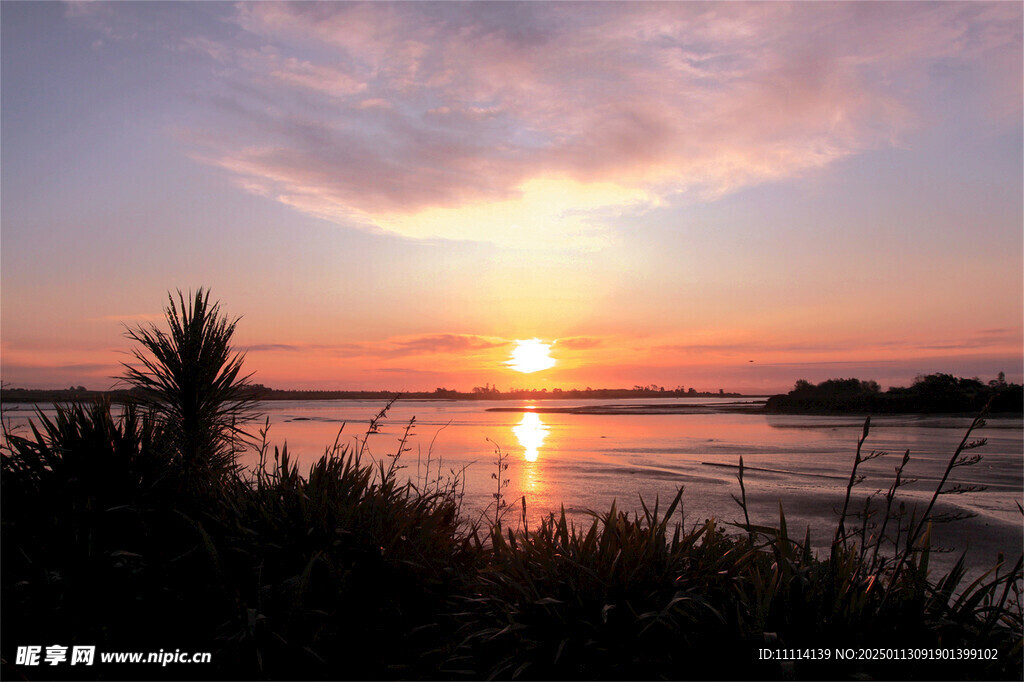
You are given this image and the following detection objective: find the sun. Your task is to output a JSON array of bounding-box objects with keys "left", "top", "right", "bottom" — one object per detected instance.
[{"left": 507, "top": 339, "right": 555, "bottom": 373}]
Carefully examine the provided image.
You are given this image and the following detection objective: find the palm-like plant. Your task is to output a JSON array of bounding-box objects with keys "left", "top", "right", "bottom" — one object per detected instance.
[{"left": 121, "top": 289, "right": 257, "bottom": 474}]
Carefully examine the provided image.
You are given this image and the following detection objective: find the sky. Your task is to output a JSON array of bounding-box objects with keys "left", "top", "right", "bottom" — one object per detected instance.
[{"left": 2, "top": 1, "right": 1021, "bottom": 394}]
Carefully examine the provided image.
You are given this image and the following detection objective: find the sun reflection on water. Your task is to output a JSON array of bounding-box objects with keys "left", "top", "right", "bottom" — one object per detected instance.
[{"left": 513, "top": 411, "right": 549, "bottom": 462}]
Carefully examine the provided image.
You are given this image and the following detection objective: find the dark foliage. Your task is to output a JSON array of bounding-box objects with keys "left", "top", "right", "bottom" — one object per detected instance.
[
  {"left": 4, "top": 401, "right": 1020, "bottom": 680},
  {"left": 1, "top": 401, "right": 229, "bottom": 681},
  {"left": 121, "top": 289, "right": 257, "bottom": 476},
  {"left": 766, "top": 373, "right": 1023, "bottom": 414}
]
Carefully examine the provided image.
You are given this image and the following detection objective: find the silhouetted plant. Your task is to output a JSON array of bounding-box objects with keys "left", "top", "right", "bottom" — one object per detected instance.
[
  {"left": 121, "top": 289, "right": 256, "bottom": 477},
  {"left": 0, "top": 400, "right": 216, "bottom": 666},
  {"left": 448, "top": 414, "right": 1022, "bottom": 681},
  {"left": 212, "top": 415, "right": 476, "bottom": 679}
]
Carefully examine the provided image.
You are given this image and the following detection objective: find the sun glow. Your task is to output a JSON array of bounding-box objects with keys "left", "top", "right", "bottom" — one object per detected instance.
[
  {"left": 507, "top": 339, "right": 556, "bottom": 373},
  {"left": 375, "top": 176, "right": 654, "bottom": 250}
]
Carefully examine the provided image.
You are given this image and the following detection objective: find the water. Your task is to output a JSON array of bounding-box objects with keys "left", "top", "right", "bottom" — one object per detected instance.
[
  {"left": 245, "top": 398, "right": 1021, "bottom": 566},
  {"left": 4, "top": 397, "right": 1021, "bottom": 572}
]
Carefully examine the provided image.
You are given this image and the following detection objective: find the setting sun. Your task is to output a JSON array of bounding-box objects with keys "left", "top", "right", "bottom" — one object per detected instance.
[{"left": 507, "top": 339, "right": 556, "bottom": 373}]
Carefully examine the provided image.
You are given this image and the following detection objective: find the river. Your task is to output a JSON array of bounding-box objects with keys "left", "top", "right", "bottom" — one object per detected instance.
[{"left": 4, "top": 397, "right": 1021, "bottom": 574}]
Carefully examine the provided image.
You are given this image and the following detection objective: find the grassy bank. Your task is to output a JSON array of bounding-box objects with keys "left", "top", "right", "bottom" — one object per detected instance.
[{"left": 2, "top": 291, "right": 1021, "bottom": 680}]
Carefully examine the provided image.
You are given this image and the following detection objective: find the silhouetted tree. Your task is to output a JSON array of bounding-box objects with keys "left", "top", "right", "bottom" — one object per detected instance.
[
  {"left": 793, "top": 379, "right": 814, "bottom": 394},
  {"left": 122, "top": 289, "right": 256, "bottom": 475}
]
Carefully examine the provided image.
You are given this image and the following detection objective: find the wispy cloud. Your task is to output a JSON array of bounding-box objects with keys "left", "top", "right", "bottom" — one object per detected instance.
[
  {"left": 238, "top": 334, "right": 510, "bottom": 359},
  {"left": 240, "top": 343, "right": 303, "bottom": 353},
  {"left": 913, "top": 327, "right": 1022, "bottom": 352},
  {"left": 2, "top": 361, "right": 113, "bottom": 373},
  {"left": 96, "top": 313, "right": 165, "bottom": 323},
  {"left": 389, "top": 334, "right": 510, "bottom": 355},
  {"left": 556, "top": 336, "right": 604, "bottom": 351},
  {"left": 0, "top": 359, "right": 121, "bottom": 389},
  {"left": 147, "top": 2, "right": 1020, "bottom": 249},
  {"left": 655, "top": 327, "right": 1023, "bottom": 359}
]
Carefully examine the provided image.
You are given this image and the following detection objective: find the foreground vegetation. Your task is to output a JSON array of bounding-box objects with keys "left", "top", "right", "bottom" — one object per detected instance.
[{"left": 3, "top": 291, "right": 1021, "bottom": 680}]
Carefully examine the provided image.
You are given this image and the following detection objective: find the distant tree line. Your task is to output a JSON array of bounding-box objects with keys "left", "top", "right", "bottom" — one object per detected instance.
[
  {"left": 765, "top": 373, "right": 1022, "bottom": 414},
  {"left": 461, "top": 386, "right": 742, "bottom": 400}
]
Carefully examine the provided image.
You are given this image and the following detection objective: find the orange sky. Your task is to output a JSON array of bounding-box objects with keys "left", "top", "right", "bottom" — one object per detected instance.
[{"left": 2, "top": 2, "right": 1021, "bottom": 394}]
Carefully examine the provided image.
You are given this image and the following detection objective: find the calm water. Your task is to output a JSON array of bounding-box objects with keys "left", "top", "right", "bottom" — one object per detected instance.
[{"left": 4, "top": 398, "right": 1021, "bottom": 570}]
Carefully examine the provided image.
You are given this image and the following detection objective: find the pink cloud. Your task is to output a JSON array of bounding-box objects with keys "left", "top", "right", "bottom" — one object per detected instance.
[
  {"left": 234, "top": 334, "right": 510, "bottom": 360},
  {"left": 173, "top": 2, "right": 1021, "bottom": 245},
  {"left": 556, "top": 337, "right": 604, "bottom": 351},
  {"left": 389, "top": 334, "right": 510, "bottom": 355},
  {"left": 269, "top": 58, "right": 367, "bottom": 98}
]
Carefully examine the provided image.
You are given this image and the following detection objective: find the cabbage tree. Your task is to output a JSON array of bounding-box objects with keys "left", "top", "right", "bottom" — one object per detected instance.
[{"left": 122, "top": 289, "right": 256, "bottom": 473}]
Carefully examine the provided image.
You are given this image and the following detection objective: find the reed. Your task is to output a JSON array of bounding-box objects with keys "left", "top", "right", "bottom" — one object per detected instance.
[{"left": 451, "top": 415, "right": 1022, "bottom": 680}]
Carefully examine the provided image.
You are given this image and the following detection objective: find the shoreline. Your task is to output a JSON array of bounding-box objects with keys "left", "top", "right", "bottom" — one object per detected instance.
[
  {"left": 485, "top": 401, "right": 766, "bottom": 415},
  {"left": 1, "top": 388, "right": 759, "bottom": 404},
  {"left": 4, "top": 393, "right": 1019, "bottom": 420}
]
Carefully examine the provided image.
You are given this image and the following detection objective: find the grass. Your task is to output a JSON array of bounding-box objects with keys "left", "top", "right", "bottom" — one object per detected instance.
[
  {"left": 2, "top": 291, "right": 1020, "bottom": 680},
  {"left": 451, "top": 414, "right": 1022, "bottom": 680}
]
